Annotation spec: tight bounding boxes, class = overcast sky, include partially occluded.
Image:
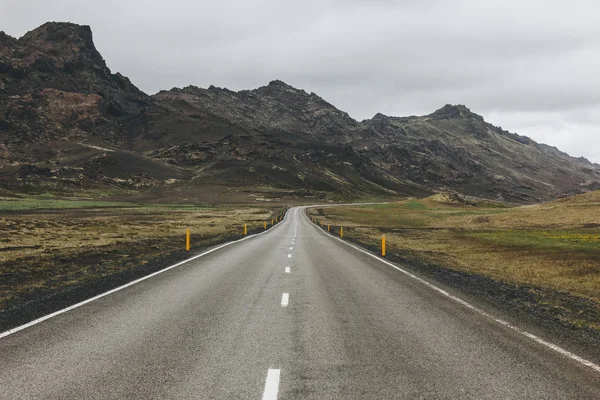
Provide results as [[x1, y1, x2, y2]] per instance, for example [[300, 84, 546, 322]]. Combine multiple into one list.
[[2, 0, 599, 162]]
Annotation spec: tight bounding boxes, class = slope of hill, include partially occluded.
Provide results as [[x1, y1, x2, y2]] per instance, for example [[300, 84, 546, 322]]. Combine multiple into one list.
[[1, 22, 599, 203], [357, 105, 600, 202]]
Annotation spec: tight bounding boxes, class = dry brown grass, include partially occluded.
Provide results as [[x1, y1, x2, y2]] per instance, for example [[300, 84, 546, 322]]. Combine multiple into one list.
[[0, 203, 283, 310], [309, 192, 600, 303]]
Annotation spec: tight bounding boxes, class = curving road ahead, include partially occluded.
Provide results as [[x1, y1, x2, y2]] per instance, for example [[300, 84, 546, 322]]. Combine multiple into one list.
[[1, 207, 599, 399]]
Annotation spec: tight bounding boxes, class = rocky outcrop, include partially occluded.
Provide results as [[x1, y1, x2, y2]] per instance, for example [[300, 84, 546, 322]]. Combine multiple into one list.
[[0, 22, 149, 165], [154, 80, 359, 142]]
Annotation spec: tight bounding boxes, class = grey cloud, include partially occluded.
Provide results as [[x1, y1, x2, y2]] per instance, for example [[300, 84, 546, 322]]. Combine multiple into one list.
[[2, 0, 599, 161]]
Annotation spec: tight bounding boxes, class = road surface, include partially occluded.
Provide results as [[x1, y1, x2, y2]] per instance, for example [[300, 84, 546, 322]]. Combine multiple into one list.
[[1, 207, 599, 399]]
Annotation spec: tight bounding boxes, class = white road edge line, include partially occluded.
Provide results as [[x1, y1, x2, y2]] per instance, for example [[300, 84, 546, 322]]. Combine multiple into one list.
[[305, 209, 600, 374], [262, 368, 280, 400], [285, 267, 291, 274], [281, 293, 289, 307], [0, 210, 292, 340]]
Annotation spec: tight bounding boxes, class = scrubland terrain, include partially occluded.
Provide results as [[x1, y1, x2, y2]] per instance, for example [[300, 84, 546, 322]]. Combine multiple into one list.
[[0, 195, 284, 329], [308, 191, 600, 335]]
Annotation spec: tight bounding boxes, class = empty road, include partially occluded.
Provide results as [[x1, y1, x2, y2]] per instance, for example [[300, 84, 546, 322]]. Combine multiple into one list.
[[1, 207, 599, 399]]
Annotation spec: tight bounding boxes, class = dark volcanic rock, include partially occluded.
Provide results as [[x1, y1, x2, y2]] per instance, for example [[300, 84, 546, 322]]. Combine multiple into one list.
[[1, 22, 599, 202], [0, 22, 149, 160], [156, 79, 359, 143]]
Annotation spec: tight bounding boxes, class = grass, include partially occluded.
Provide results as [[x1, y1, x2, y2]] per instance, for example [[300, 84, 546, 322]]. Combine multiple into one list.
[[465, 230, 600, 254], [0, 194, 221, 211], [0, 199, 286, 311], [0, 196, 134, 211], [308, 192, 600, 306]]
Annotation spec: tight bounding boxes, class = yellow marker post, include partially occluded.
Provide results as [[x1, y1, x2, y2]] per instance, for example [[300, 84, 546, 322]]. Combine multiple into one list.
[[328, 224, 330, 232], [244, 224, 247, 236], [186, 229, 190, 251], [340, 227, 343, 238], [264, 221, 267, 230], [382, 234, 386, 257]]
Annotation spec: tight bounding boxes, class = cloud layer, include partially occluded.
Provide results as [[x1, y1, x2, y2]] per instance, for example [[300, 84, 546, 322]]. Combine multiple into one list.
[[3, 0, 599, 161]]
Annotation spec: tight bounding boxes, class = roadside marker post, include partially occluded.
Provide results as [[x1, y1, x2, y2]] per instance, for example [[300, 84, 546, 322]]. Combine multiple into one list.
[[244, 224, 247, 236], [382, 234, 386, 257], [328, 224, 330, 232], [264, 222, 267, 230], [186, 229, 190, 251], [340, 227, 343, 238]]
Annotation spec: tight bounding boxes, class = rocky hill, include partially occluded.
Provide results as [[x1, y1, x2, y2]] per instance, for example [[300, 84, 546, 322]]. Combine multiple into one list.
[[355, 105, 600, 202], [1, 22, 599, 203]]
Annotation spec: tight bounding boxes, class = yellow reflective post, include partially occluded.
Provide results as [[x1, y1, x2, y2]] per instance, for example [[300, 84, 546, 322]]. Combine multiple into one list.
[[382, 234, 386, 257], [186, 229, 190, 251], [244, 224, 247, 236], [340, 227, 343, 238], [328, 224, 330, 232], [264, 221, 267, 230]]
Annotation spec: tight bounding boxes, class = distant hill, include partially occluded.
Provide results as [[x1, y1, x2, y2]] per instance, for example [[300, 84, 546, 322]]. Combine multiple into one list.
[[1, 22, 599, 203]]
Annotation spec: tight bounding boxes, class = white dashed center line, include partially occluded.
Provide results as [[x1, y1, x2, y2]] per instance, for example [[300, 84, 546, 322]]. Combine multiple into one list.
[[262, 368, 280, 400], [285, 267, 290, 274], [281, 293, 289, 307], [287, 254, 291, 258], [289, 247, 293, 250]]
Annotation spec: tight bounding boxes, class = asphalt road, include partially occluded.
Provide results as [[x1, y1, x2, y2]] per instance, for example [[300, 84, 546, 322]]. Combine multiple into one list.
[[1, 207, 599, 399]]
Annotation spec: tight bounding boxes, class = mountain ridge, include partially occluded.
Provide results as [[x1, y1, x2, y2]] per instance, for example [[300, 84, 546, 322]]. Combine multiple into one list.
[[1, 22, 599, 203]]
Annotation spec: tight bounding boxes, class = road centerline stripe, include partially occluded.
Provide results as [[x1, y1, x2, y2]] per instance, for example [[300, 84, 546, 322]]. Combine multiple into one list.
[[285, 267, 290, 273], [262, 368, 280, 400], [281, 293, 289, 307]]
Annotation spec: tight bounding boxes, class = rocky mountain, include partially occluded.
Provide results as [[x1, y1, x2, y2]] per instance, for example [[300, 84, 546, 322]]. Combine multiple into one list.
[[1, 22, 599, 203], [151, 85, 600, 202], [355, 105, 600, 202]]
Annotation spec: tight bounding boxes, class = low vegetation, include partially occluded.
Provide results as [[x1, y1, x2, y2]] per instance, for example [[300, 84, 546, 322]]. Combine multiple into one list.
[[0, 196, 285, 320], [308, 191, 600, 331]]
